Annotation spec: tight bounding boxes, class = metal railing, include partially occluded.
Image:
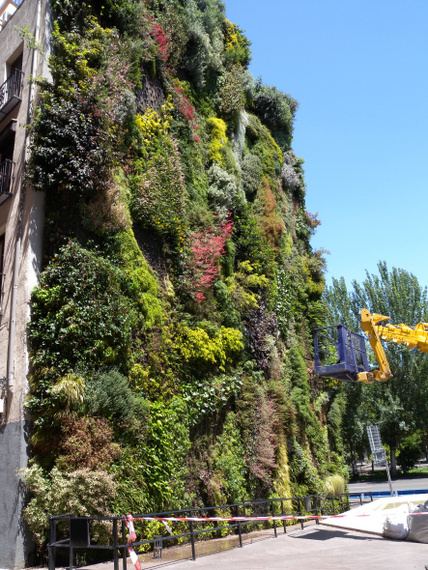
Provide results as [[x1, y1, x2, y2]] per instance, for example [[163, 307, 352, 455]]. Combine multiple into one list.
[[0, 158, 14, 195], [48, 494, 351, 570], [0, 68, 23, 116]]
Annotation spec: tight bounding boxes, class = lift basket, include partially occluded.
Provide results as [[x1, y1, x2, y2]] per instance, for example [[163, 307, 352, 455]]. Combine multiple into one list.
[[314, 325, 369, 382]]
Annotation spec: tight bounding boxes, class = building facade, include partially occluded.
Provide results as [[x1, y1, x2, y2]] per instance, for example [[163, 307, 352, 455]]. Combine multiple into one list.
[[0, 0, 50, 567]]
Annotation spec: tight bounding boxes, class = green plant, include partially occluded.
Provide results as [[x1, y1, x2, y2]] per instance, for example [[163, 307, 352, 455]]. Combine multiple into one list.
[[175, 322, 243, 373], [241, 152, 262, 198], [132, 134, 187, 244], [21, 464, 117, 549], [323, 474, 346, 497], [56, 415, 121, 471], [206, 163, 238, 219], [222, 19, 251, 68], [252, 80, 298, 151], [28, 241, 137, 374], [85, 369, 147, 429]]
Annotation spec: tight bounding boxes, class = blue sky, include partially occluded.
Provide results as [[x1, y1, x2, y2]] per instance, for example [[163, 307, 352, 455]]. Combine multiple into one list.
[[225, 0, 428, 289]]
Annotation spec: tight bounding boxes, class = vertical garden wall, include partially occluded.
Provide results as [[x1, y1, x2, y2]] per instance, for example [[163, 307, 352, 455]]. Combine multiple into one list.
[[22, 0, 347, 555]]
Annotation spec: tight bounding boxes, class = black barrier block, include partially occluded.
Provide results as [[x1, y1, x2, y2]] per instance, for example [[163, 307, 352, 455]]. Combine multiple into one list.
[[70, 518, 90, 547]]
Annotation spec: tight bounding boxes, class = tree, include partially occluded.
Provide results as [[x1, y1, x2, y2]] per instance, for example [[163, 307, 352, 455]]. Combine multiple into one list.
[[323, 262, 428, 476]]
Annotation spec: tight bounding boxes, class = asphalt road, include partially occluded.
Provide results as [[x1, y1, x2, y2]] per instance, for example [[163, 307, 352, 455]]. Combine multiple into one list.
[[348, 476, 428, 494]]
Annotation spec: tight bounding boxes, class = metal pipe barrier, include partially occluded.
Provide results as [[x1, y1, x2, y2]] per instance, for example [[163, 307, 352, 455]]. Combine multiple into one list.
[[48, 494, 351, 569]]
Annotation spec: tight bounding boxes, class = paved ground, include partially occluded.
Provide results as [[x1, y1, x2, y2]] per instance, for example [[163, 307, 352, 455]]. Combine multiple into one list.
[[49, 475, 428, 570], [75, 524, 428, 570]]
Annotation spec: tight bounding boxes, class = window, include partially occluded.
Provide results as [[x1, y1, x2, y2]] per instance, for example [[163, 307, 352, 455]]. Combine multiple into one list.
[[0, 48, 23, 120], [0, 119, 16, 202]]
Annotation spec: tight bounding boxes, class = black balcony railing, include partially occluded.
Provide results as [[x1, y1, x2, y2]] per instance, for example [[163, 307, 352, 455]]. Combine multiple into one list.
[[0, 68, 23, 120], [0, 159, 14, 195]]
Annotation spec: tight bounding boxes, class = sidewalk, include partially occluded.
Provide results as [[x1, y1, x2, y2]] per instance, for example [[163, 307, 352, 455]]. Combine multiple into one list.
[[151, 525, 428, 570], [71, 523, 428, 570]]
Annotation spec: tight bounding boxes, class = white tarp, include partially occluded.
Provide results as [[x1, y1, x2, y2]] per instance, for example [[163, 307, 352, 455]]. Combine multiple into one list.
[[320, 494, 428, 543]]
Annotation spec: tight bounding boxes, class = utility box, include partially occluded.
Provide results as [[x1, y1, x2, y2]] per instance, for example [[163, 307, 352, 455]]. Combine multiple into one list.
[[69, 518, 90, 548]]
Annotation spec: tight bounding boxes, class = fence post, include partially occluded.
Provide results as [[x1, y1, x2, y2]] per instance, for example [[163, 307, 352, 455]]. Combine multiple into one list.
[[242, 502, 248, 535], [314, 496, 319, 525], [189, 521, 196, 561], [236, 505, 242, 547], [48, 517, 56, 570], [297, 498, 304, 530], [271, 501, 277, 538], [113, 519, 119, 570], [68, 516, 73, 570], [122, 518, 127, 570]]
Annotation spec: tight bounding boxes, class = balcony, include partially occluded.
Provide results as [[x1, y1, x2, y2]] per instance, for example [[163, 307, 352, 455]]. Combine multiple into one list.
[[0, 68, 23, 121], [0, 158, 14, 202]]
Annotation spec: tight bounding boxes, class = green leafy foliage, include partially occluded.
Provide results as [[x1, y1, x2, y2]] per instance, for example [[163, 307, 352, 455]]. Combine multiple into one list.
[[252, 80, 298, 151], [28, 241, 137, 374], [21, 464, 117, 549], [23, 0, 344, 558]]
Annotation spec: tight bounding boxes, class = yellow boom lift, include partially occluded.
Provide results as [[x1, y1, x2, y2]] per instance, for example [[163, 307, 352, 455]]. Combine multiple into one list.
[[314, 308, 428, 383]]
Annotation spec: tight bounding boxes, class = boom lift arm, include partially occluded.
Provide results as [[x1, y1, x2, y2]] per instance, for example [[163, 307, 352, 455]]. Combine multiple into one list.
[[358, 309, 392, 383], [314, 308, 428, 383]]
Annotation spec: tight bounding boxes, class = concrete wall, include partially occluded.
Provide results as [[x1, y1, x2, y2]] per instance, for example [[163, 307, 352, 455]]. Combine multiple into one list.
[[0, 0, 51, 567]]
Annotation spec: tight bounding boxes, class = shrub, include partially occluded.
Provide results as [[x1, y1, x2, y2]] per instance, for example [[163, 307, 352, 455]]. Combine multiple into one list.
[[323, 474, 346, 497], [245, 113, 283, 181], [252, 80, 298, 151], [206, 164, 238, 220], [256, 179, 285, 250], [27, 88, 116, 199], [28, 241, 137, 375], [82, 174, 132, 236], [181, 0, 225, 88], [56, 416, 121, 471], [225, 260, 269, 313], [222, 19, 251, 68], [175, 322, 243, 373], [212, 412, 247, 502], [85, 369, 147, 428], [132, 134, 187, 243], [234, 204, 277, 275], [182, 218, 233, 302], [237, 377, 278, 488], [111, 229, 164, 329], [183, 372, 243, 424], [206, 117, 228, 166], [21, 464, 117, 550], [241, 153, 262, 198], [397, 432, 424, 472], [217, 65, 246, 126], [140, 397, 191, 510], [244, 295, 278, 371], [281, 150, 302, 194]]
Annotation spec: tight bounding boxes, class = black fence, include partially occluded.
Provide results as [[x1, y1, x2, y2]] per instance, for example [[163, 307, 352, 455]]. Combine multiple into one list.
[[49, 494, 353, 569]]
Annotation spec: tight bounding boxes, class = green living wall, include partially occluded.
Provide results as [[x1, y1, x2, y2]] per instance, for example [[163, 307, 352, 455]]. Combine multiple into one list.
[[22, 0, 347, 555]]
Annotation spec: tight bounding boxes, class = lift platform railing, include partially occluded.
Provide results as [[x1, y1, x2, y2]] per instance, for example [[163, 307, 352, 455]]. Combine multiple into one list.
[[314, 325, 369, 382]]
